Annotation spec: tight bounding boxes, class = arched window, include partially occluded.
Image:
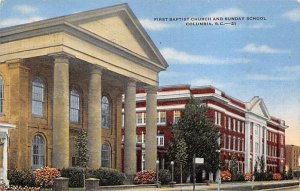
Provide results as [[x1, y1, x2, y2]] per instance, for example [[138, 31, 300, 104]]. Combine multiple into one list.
[[101, 96, 110, 128], [32, 135, 45, 169], [101, 143, 110, 167], [32, 78, 44, 117], [0, 76, 3, 113], [70, 89, 80, 123]]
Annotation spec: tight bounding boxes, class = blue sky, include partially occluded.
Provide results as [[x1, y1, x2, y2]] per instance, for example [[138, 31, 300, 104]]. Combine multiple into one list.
[[0, 0, 299, 145]]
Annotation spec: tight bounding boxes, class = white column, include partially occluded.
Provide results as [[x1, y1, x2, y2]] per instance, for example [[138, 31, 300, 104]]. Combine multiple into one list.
[[52, 54, 70, 169], [124, 79, 137, 177], [252, 123, 256, 172], [264, 127, 267, 171], [244, 121, 251, 173], [2, 134, 8, 184], [145, 86, 158, 171], [87, 66, 102, 169]]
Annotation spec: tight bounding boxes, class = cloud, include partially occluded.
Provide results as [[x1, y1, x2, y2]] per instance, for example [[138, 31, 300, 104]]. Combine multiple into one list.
[[13, 5, 37, 15], [139, 18, 175, 31], [0, 16, 44, 27], [248, 23, 274, 29], [160, 47, 249, 65], [240, 43, 290, 54], [159, 71, 190, 78], [281, 65, 300, 74], [207, 8, 246, 18], [190, 77, 232, 89], [246, 74, 295, 81], [282, 8, 300, 22]]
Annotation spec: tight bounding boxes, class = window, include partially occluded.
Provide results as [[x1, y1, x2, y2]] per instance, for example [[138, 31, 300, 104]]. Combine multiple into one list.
[[238, 138, 240, 151], [157, 111, 166, 124], [157, 135, 164, 146], [122, 114, 124, 127], [101, 144, 110, 167], [101, 96, 110, 128], [233, 119, 236, 131], [228, 117, 231, 130], [250, 123, 253, 135], [173, 110, 181, 123], [237, 121, 241, 133], [242, 122, 245, 134], [136, 112, 146, 125], [141, 150, 145, 171], [70, 89, 80, 123], [241, 139, 244, 151], [228, 136, 231, 150], [32, 78, 44, 117], [0, 76, 3, 113], [233, 137, 236, 150], [224, 116, 227, 129], [32, 135, 45, 169], [223, 135, 227, 149], [280, 135, 284, 145], [215, 111, 221, 126], [280, 148, 284, 158]]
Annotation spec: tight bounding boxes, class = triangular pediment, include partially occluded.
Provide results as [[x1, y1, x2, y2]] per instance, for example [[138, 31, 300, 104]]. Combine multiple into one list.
[[64, 4, 168, 68], [246, 97, 270, 119]]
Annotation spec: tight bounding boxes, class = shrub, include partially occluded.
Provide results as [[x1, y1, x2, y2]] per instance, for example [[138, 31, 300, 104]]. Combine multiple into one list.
[[254, 171, 268, 181], [244, 173, 252, 181], [158, 169, 171, 185], [273, 173, 282, 181], [60, 167, 86, 187], [34, 167, 60, 188], [8, 169, 36, 187], [287, 168, 293, 180], [133, 170, 156, 184], [234, 172, 244, 181], [221, 170, 231, 182], [88, 167, 125, 186], [266, 171, 273, 181]]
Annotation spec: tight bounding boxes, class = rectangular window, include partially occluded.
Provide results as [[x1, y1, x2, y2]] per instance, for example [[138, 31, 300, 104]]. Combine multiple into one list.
[[223, 135, 227, 149], [237, 121, 241, 133], [238, 138, 240, 151], [224, 116, 227, 129], [136, 112, 146, 125], [157, 135, 164, 146], [228, 136, 231, 150], [228, 118, 231, 130], [0, 78, 3, 113], [233, 137, 236, 150], [255, 143, 259, 154], [32, 80, 44, 117], [122, 114, 124, 128], [218, 112, 221, 125], [157, 111, 166, 125], [233, 119, 236, 131], [280, 135, 284, 145], [241, 139, 244, 151], [173, 110, 181, 123], [214, 111, 221, 126]]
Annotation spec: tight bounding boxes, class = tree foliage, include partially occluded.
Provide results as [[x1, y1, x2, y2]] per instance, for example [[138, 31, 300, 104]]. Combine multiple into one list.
[[167, 98, 220, 181], [75, 129, 89, 167]]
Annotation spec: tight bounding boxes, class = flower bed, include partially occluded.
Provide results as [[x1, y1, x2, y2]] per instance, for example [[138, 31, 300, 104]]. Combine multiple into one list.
[[244, 173, 252, 181], [221, 170, 232, 182], [34, 167, 60, 188], [273, 173, 282, 181], [134, 170, 156, 184]]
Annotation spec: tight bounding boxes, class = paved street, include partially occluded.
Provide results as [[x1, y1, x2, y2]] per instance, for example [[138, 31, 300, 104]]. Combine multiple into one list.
[[101, 180, 300, 191]]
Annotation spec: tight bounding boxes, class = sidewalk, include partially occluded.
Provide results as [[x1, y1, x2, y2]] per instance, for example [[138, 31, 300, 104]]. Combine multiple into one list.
[[100, 180, 300, 191]]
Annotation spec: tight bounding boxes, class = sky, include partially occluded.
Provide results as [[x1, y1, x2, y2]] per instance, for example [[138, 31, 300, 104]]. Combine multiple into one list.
[[0, 0, 299, 145]]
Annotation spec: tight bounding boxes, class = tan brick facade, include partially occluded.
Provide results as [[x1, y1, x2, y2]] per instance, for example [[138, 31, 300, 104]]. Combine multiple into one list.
[[0, 4, 168, 174]]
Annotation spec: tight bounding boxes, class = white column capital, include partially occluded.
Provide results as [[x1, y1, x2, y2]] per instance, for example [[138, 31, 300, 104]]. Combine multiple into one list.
[[126, 78, 137, 88], [145, 86, 159, 94], [89, 65, 104, 75], [50, 53, 74, 64]]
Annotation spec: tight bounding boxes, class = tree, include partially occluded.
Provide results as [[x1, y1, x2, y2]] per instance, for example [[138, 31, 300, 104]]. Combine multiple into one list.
[[75, 129, 89, 167], [229, 154, 239, 181], [167, 98, 220, 182]]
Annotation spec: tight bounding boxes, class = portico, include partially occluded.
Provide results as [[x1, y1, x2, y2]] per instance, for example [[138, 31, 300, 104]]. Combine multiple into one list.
[[0, 4, 168, 177]]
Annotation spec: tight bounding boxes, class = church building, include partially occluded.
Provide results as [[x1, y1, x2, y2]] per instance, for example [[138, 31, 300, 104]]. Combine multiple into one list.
[[0, 4, 168, 183]]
